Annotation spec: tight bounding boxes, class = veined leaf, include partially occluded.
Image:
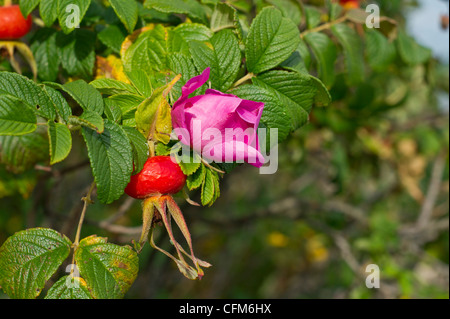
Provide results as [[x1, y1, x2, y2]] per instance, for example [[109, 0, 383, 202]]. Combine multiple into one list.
[[40, 85, 72, 124], [58, 80, 104, 115], [210, 2, 238, 33], [30, 28, 59, 82], [39, 0, 59, 26], [304, 32, 337, 88], [0, 228, 72, 299], [267, 0, 302, 26], [190, 29, 241, 91], [47, 121, 72, 165], [135, 75, 180, 144], [74, 236, 139, 299], [144, 0, 207, 23], [19, 0, 40, 17], [109, 0, 139, 33], [122, 126, 149, 174], [90, 78, 140, 96], [45, 276, 93, 299], [0, 95, 37, 136], [58, 0, 92, 34], [245, 6, 300, 74], [82, 120, 133, 204], [331, 23, 365, 85]]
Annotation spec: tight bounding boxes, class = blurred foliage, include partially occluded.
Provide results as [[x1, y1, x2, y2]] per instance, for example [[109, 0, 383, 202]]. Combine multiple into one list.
[[1, 0, 449, 299]]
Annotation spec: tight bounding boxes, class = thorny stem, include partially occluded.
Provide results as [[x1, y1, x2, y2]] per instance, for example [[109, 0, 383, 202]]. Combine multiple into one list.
[[300, 15, 348, 37], [70, 182, 96, 274], [232, 73, 255, 88]]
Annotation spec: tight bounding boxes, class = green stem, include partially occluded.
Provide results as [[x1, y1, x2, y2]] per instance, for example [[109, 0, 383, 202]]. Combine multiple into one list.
[[232, 73, 255, 88], [300, 15, 348, 38]]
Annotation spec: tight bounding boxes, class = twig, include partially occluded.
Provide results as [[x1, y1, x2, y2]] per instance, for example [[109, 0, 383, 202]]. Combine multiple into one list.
[[416, 156, 446, 229], [300, 15, 348, 37]]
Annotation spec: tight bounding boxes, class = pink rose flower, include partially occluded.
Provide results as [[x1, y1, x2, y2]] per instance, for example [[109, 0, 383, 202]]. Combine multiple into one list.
[[171, 68, 265, 168]]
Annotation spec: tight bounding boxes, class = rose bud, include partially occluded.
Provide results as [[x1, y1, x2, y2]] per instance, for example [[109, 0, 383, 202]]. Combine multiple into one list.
[[171, 68, 265, 168]]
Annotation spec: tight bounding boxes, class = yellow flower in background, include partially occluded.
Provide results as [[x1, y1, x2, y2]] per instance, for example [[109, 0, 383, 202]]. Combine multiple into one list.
[[267, 231, 289, 248]]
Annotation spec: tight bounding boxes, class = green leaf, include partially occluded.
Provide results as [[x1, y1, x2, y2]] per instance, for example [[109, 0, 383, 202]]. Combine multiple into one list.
[[210, 2, 238, 33], [172, 23, 213, 42], [280, 39, 310, 74], [0, 128, 49, 174], [125, 69, 153, 97], [144, 0, 207, 23], [135, 77, 179, 144], [58, 0, 92, 34], [121, 25, 168, 74], [365, 29, 396, 71], [56, 29, 96, 79], [109, 0, 139, 33], [232, 84, 291, 143], [74, 236, 139, 299], [201, 168, 215, 206], [39, 0, 59, 26], [106, 94, 144, 127], [304, 5, 321, 29], [310, 76, 332, 107], [245, 6, 300, 74], [61, 80, 104, 115], [267, 0, 302, 26], [30, 28, 59, 82], [0, 228, 72, 299], [47, 121, 72, 165], [331, 23, 365, 85], [254, 70, 315, 129], [82, 120, 133, 204], [90, 78, 139, 96], [98, 25, 128, 54], [0, 72, 56, 120], [122, 126, 149, 174], [168, 53, 199, 100], [304, 32, 337, 88], [40, 85, 72, 124], [396, 30, 432, 66], [104, 99, 123, 123], [190, 29, 241, 91], [0, 95, 37, 136], [176, 151, 201, 176], [19, 0, 40, 17], [71, 110, 105, 133], [45, 276, 93, 299], [187, 162, 206, 190]]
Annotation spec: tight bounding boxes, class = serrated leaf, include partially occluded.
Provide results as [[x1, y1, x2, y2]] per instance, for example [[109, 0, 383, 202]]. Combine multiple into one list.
[[0, 72, 56, 120], [210, 2, 238, 33], [106, 93, 144, 127], [280, 39, 310, 74], [125, 69, 153, 97], [232, 84, 291, 143], [331, 23, 365, 85], [98, 25, 128, 55], [47, 121, 72, 165], [135, 76, 180, 144], [176, 152, 201, 176], [19, 0, 40, 17], [121, 25, 168, 74], [0, 228, 72, 299], [56, 29, 96, 79], [59, 80, 104, 115], [310, 76, 332, 107], [58, 0, 91, 34], [190, 29, 241, 91], [90, 78, 139, 96], [245, 6, 300, 74], [254, 70, 315, 129], [103, 99, 123, 123], [40, 85, 72, 124], [0, 128, 49, 174], [39, 0, 59, 26], [187, 163, 206, 190], [82, 120, 133, 204], [30, 28, 59, 82], [74, 236, 139, 299], [267, 0, 302, 26], [168, 52, 199, 100], [172, 23, 213, 42], [109, 0, 139, 33], [45, 276, 93, 299], [201, 168, 216, 206], [70, 110, 104, 133], [304, 32, 337, 88], [122, 126, 149, 174], [0, 95, 37, 136], [144, 0, 207, 23]]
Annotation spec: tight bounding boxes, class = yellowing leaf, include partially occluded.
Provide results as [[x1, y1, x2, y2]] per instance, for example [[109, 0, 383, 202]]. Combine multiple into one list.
[[135, 74, 181, 144], [95, 55, 130, 84]]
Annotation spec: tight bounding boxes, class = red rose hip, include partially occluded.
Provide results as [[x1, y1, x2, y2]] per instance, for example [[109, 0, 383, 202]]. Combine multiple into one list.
[[0, 5, 33, 40], [125, 156, 187, 199]]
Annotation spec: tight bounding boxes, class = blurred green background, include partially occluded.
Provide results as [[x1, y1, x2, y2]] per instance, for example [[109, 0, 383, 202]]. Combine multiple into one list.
[[0, 0, 449, 299]]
